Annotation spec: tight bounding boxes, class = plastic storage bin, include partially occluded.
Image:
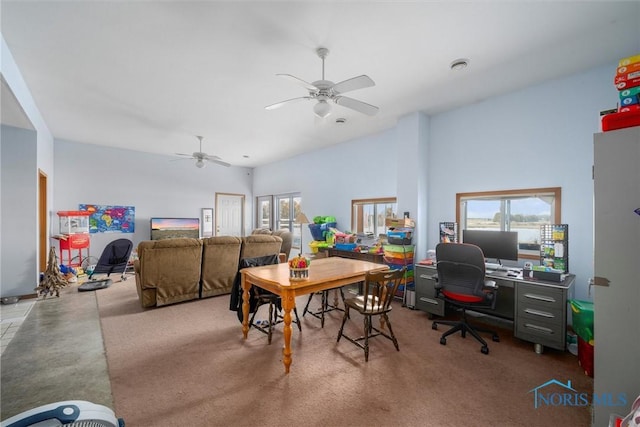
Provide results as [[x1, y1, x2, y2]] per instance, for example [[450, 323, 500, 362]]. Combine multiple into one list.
[[570, 299, 594, 377], [570, 300, 594, 342], [308, 222, 336, 241], [577, 336, 594, 377]]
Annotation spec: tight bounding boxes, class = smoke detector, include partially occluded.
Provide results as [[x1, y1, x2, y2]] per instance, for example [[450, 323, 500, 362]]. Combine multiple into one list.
[[450, 58, 469, 71]]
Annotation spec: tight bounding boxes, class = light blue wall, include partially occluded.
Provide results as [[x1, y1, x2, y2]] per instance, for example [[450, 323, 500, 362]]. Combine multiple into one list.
[[253, 129, 398, 244], [1, 45, 619, 303], [1, 125, 37, 298], [254, 63, 619, 301], [1, 34, 55, 299], [53, 140, 254, 258]]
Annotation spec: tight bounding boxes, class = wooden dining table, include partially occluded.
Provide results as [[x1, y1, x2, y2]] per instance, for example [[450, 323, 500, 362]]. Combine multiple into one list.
[[240, 256, 387, 373]]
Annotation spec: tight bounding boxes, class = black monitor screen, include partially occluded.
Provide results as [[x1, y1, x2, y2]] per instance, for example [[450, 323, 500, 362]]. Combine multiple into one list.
[[462, 229, 519, 261]]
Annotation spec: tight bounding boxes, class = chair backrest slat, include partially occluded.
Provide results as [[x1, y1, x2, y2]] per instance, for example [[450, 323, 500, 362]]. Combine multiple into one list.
[[362, 268, 405, 312]]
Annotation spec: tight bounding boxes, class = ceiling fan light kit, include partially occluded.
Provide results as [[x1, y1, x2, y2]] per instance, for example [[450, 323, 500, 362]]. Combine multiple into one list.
[[266, 47, 379, 118], [174, 136, 231, 169], [314, 99, 332, 118]]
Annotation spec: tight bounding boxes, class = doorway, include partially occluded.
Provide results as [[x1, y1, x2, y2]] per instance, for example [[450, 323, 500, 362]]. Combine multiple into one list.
[[215, 193, 245, 237], [38, 170, 48, 272]]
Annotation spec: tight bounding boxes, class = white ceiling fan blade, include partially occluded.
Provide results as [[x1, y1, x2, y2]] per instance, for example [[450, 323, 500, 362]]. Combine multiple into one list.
[[207, 158, 231, 167], [276, 74, 318, 92], [265, 96, 313, 110], [332, 75, 375, 95], [174, 153, 193, 157], [335, 96, 379, 116]]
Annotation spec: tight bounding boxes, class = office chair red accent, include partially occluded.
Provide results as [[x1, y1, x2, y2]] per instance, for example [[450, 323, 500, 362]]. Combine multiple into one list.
[[431, 242, 499, 355]]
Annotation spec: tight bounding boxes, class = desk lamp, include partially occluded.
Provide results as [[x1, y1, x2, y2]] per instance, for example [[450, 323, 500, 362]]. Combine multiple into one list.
[[294, 212, 310, 256]]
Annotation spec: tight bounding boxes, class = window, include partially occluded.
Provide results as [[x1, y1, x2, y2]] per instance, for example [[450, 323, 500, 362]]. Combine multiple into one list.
[[351, 197, 397, 237], [255, 196, 272, 230], [275, 193, 302, 249], [456, 187, 561, 259]]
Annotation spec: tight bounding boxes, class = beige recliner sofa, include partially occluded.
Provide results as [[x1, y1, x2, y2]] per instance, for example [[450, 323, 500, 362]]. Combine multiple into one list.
[[252, 228, 293, 260], [135, 234, 282, 308]]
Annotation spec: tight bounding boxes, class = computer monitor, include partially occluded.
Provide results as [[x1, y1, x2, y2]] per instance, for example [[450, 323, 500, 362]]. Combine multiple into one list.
[[462, 229, 519, 262]]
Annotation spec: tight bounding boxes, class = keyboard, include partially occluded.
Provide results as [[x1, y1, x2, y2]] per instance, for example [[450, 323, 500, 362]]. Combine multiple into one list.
[[489, 270, 509, 277]]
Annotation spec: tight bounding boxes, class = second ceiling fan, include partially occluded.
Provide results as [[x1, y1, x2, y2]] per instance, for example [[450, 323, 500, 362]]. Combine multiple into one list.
[[265, 47, 379, 118]]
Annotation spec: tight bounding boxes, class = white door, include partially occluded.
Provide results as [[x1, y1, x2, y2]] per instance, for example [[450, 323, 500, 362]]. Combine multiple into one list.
[[216, 193, 244, 237], [593, 127, 640, 426]]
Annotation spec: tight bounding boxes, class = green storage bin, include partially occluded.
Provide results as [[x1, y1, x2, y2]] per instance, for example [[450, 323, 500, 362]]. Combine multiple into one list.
[[570, 300, 594, 343]]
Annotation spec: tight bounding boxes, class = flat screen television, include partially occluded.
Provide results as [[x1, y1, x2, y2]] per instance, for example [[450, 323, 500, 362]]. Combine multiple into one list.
[[150, 217, 200, 240], [462, 229, 519, 262]]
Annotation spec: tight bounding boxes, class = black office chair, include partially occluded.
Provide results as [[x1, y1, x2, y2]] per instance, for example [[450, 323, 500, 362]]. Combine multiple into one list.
[[431, 242, 499, 355], [337, 268, 405, 361]]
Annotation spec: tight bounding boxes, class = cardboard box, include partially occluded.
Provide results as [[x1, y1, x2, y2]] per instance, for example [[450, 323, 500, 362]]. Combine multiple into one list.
[[615, 76, 640, 90], [618, 54, 640, 67], [385, 218, 415, 228], [602, 109, 640, 131], [616, 62, 640, 77], [620, 104, 640, 112]]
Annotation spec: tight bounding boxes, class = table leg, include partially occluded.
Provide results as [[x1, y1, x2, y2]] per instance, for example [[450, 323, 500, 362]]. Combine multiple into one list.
[[281, 290, 295, 373], [241, 272, 250, 339]]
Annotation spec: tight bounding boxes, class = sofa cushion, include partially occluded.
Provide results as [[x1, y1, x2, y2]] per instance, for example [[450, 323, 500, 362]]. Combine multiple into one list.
[[271, 229, 293, 259], [136, 238, 203, 307], [240, 235, 282, 259], [251, 228, 272, 235], [201, 236, 242, 298]]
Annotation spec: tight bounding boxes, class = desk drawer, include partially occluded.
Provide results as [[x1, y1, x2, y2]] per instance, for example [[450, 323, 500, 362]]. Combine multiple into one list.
[[517, 283, 564, 314], [415, 269, 444, 316], [515, 317, 564, 350], [518, 305, 563, 328]]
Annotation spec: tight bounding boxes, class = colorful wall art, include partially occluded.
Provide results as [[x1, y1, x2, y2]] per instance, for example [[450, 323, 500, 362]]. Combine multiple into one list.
[[79, 204, 135, 233]]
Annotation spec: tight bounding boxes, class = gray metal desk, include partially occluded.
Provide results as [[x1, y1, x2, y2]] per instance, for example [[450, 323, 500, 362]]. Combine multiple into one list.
[[415, 264, 575, 352]]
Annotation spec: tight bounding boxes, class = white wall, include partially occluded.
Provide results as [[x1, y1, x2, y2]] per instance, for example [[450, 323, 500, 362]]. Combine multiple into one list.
[[1, 34, 55, 299], [428, 63, 615, 301], [254, 63, 619, 302], [1, 126, 37, 297], [53, 140, 253, 258], [252, 129, 397, 247]]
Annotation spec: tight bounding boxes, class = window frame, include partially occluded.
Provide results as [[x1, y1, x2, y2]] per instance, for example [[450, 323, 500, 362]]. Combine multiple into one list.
[[255, 195, 273, 231], [456, 187, 561, 260], [275, 193, 302, 250], [351, 197, 397, 237]]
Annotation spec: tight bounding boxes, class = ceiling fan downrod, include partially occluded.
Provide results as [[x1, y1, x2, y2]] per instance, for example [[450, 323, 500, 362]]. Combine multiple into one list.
[[317, 47, 329, 81]]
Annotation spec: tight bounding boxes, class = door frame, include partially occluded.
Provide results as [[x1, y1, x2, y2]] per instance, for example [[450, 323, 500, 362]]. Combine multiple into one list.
[[38, 169, 48, 272], [215, 192, 245, 237]]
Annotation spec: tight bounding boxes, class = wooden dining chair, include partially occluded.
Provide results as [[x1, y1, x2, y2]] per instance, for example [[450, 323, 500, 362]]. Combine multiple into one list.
[[336, 267, 405, 361]]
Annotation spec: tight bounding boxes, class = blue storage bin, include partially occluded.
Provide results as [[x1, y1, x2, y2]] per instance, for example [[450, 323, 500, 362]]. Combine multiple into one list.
[[335, 243, 357, 251], [308, 222, 336, 241]]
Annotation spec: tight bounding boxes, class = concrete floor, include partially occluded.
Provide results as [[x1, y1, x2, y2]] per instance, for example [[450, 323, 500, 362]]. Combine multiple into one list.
[[0, 284, 114, 421]]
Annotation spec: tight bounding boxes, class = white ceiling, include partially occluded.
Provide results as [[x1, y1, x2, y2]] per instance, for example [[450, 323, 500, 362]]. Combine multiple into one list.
[[1, 1, 639, 167]]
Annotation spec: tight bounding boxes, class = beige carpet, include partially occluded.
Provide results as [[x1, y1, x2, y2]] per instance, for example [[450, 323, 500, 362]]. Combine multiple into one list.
[[96, 280, 593, 427]]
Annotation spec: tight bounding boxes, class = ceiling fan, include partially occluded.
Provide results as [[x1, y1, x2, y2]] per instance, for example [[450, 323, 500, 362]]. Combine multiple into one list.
[[265, 47, 379, 118], [174, 136, 230, 168]]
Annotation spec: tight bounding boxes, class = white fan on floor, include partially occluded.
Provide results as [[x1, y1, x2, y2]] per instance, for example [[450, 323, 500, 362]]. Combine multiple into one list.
[[174, 136, 230, 168], [265, 47, 379, 118]]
